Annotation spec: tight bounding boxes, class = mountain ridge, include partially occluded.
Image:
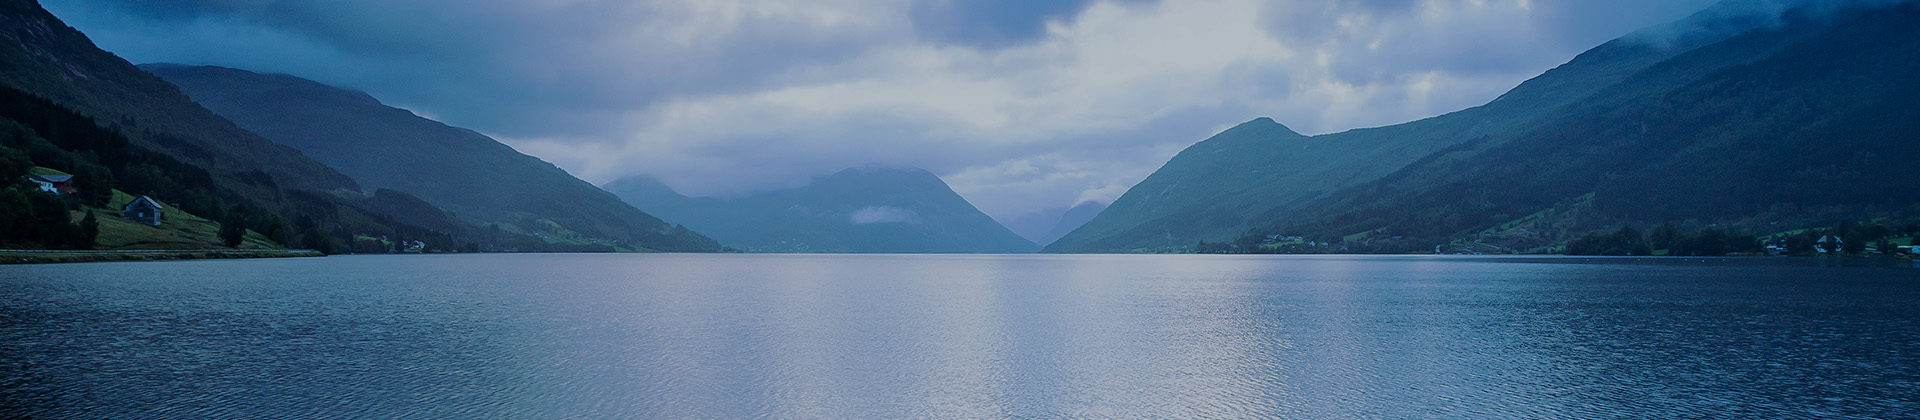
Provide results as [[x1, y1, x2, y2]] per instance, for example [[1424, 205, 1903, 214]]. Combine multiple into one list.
[[1242, 2, 1920, 253], [605, 167, 1037, 253], [144, 64, 722, 252], [0, 0, 358, 192], [1043, 0, 1837, 253]]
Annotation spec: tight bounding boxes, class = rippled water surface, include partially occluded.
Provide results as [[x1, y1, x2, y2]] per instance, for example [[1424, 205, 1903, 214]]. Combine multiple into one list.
[[2, 254, 1917, 418]]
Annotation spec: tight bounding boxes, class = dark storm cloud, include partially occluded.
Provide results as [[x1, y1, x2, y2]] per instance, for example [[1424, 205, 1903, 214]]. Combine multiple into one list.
[[42, 0, 1751, 219]]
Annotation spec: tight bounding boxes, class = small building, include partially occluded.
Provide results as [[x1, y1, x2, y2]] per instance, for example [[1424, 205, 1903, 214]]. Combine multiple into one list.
[[1815, 235, 1843, 253], [122, 195, 164, 226], [25, 174, 74, 194], [1765, 238, 1788, 256]]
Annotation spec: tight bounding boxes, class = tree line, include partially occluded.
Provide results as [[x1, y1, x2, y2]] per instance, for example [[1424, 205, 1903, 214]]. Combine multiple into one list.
[[1567, 221, 1918, 256]]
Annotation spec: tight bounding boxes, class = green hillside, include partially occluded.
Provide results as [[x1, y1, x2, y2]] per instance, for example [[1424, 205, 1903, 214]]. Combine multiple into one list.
[[142, 64, 721, 252], [1, 0, 669, 254], [88, 189, 280, 250]]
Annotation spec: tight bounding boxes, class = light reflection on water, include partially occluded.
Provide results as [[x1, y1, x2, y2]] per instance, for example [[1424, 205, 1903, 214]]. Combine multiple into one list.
[[2, 254, 1917, 418]]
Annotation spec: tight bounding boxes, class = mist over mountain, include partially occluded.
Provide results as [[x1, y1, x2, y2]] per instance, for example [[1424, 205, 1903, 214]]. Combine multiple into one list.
[[606, 167, 1036, 253], [143, 64, 721, 252]]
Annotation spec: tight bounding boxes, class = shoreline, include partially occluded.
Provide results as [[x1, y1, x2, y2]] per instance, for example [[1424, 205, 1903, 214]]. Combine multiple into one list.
[[0, 249, 325, 265]]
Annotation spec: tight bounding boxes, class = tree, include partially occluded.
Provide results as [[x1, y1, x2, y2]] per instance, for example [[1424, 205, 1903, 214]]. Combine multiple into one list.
[[78, 209, 97, 249], [218, 205, 249, 248], [71, 163, 112, 207], [1874, 237, 1896, 254], [1843, 233, 1868, 254], [258, 214, 288, 246], [1785, 233, 1816, 255], [1566, 225, 1651, 256], [1672, 228, 1730, 256], [1650, 223, 1681, 251], [218, 220, 245, 248]]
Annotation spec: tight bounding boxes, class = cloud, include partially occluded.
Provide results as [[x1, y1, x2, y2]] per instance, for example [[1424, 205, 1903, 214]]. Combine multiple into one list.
[[44, 0, 1722, 220], [1622, 0, 1916, 48], [849, 206, 919, 225]]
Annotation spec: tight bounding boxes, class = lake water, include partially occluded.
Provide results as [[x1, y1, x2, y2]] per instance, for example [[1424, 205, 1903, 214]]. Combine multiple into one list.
[[2, 254, 1916, 418]]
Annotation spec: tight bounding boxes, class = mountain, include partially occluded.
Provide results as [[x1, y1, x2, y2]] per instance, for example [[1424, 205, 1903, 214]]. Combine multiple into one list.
[[605, 167, 1038, 253], [1039, 202, 1106, 246], [1, 0, 619, 254], [1044, 0, 1841, 253], [0, 0, 356, 193], [999, 207, 1072, 244], [0, 68, 495, 254], [1244, 1, 1920, 253], [1000, 201, 1109, 246], [142, 64, 720, 252]]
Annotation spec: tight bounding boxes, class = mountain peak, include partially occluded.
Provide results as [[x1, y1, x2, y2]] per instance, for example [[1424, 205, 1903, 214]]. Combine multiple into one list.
[[833, 165, 936, 177], [1229, 117, 1305, 138], [609, 166, 1036, 253], [822, 165, 947, 189]]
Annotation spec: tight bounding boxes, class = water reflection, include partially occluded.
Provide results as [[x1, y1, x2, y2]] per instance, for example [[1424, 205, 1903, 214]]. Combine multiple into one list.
[[1, 254, 1916, 418]]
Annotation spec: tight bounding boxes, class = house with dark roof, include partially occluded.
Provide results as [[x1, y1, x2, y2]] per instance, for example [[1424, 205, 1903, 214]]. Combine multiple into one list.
[[123, 195, 164, 226], [26, 174, 73, 194], [1815, 235, 1843, 253]]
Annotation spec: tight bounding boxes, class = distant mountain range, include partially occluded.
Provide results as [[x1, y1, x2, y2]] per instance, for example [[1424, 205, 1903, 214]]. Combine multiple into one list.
[[143, 64, 720, 252], [1001, 202, 1107, 247], [605, 167, 1038, 253], [1050, 0, 1920, 253], [12, 0, 1906, 256]]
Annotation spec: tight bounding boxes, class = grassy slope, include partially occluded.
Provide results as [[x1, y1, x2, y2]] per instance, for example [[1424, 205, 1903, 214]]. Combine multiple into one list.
[[83, 188, 279, 250], [5, 111, 282, 251]]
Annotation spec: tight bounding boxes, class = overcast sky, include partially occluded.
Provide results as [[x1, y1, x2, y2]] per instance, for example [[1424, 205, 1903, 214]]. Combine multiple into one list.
[[44, 0, 1723, 220]]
